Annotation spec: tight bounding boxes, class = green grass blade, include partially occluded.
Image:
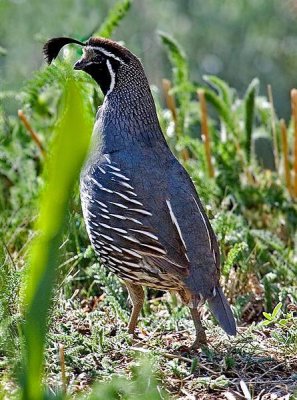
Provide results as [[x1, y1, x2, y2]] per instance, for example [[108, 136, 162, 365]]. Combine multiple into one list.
[[158, 31, 191, 134], [22, 77, 92, 400], [203, 75, 234, 107], [96, 0, 132, 38], [204, 88, 238, 135], [244, 78, 259, 161]]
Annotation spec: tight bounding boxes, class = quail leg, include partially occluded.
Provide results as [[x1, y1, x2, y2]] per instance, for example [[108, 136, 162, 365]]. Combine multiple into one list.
[[190, 307, 207, 348], [125, 281, 145, 335]]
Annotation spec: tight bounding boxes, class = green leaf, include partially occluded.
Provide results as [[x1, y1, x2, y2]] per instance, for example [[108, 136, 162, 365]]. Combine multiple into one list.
[[263, 312, 272, 320], [190, 357, 199, 374], [203, 75, 234, 107], [96, 0, 132, 38], [278, 319, 289, 326], [22, 76, 92, 400], [158, 31, 191, 134], [244, 78, 259, 161], [222, 242, 248, 276], [204, 89, 238, 136], [271, 302, 282, 319], [262, 319, 272, 326]]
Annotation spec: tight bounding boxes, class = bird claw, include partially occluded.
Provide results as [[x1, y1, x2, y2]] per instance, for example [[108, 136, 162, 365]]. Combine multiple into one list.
[[190, 332, 208, 350]]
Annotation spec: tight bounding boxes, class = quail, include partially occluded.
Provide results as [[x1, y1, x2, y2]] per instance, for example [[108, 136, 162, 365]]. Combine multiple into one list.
[[43, 36, 236, 347]]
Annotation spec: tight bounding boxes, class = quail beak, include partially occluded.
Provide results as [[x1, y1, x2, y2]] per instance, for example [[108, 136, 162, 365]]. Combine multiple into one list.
[[74, 58, 90, 71]]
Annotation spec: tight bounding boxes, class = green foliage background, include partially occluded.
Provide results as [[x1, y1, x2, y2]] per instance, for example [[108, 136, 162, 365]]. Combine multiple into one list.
[[0, 0, 297, 399], [1, 0, 297, 117]]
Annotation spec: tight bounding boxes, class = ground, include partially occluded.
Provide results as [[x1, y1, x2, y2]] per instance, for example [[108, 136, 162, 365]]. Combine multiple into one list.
[[43, 285, 297, 399]]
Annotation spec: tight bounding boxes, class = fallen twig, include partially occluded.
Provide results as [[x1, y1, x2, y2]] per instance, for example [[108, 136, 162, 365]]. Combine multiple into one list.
[[291, 89, 297, 198], [59, 344, 67, 394], [162, 79, 178, 125], [267, 85, 279, 171], [18, 109, 45, 157], [280, 119, 291, 195]]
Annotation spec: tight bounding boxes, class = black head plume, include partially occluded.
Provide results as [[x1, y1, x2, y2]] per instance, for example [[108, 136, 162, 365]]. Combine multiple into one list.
[[43, 37, 85, 64]]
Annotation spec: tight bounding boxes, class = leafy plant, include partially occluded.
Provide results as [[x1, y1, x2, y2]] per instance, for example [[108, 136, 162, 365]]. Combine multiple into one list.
[[21, 72, 93, 400], [0, 9, 296, 400], [158, 31, 193, 135], [262, 302, 294, 328], [95, 0, 132, 38]]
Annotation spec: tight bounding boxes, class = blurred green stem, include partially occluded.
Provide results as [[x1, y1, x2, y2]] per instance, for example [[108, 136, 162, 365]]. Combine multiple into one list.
[[21, 78, 92, 400]]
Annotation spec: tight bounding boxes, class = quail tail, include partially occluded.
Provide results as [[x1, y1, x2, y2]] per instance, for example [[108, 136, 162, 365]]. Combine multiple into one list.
[[207, 286, 236, 336]]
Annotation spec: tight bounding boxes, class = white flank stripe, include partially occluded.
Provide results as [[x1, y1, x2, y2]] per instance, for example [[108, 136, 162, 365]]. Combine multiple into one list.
[[109, 201, 128, 209], [100, 186, 113, 194], [90, 221, 99, 227], [107, 164, 121, 172], [192, 196, 212, 249], [99, 166, 106, 174], [95, 200, 107, 208], [129, 229, 158, 241], [122, 235, 141, 244], [127, 217, 143, 225], [125, 190, 137, 197], [95, 240, 105, 246], [99, 207, 109, 213], [90, 177, 101, 187], [91, 177, 113, 193], [118, 181, 134, 190], [114, 191, 143, 206], [122, 260, 139, 268], [120, 266, 137, 273], [99, 222, 127, 234], [109, 171, 130, 181], [166, 200, 187, 249], [140, 243, 166, 255], [109, 244, 123, 253], [104, 154, 111, 164], [122, 248, 142, 259], [100, 214, 110, 220], [104, 246, 113, 252], [109, 256, 123, 264], [110, 214, 126, 220], [98, 233, 114, 242], [112, 226, 128, 234], [129, 208, 152, 216]]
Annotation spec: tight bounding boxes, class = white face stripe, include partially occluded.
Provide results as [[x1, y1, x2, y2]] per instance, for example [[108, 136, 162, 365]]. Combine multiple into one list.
[[86, 46, 126, 65], [106, 60, 115, 96]]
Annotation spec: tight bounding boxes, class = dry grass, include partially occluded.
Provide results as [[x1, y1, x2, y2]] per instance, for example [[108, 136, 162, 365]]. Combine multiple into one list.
[[45, 290, 297, 399]]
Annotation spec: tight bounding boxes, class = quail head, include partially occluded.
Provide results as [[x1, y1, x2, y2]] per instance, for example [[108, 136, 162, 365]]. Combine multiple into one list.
[[43, 36, 236, 348]]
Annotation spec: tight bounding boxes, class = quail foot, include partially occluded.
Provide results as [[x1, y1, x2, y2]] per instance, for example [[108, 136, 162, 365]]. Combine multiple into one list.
[[43, 36, 237, 348]]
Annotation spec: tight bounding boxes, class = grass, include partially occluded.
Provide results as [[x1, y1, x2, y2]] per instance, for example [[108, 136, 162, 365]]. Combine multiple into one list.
[[43, 290, 297, 398], [0, 2, 297, 398]]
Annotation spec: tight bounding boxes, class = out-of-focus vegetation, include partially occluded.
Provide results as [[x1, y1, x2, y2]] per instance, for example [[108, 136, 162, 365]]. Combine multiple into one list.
[[1, 0, 297, 117], [0, 0, 297, 399]]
